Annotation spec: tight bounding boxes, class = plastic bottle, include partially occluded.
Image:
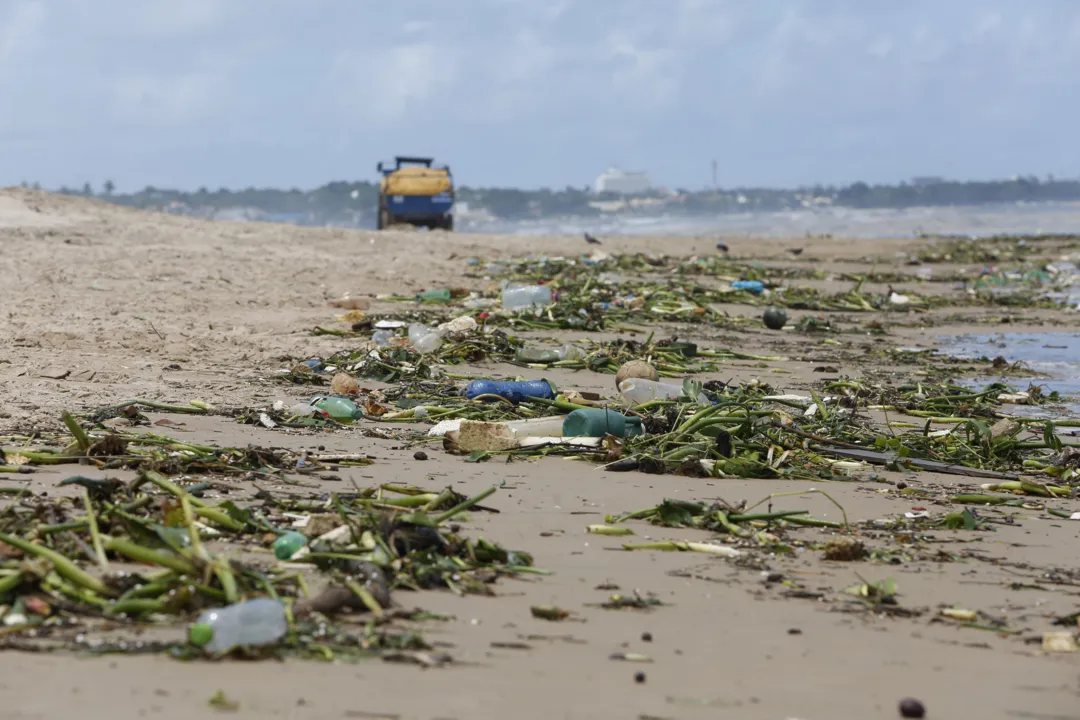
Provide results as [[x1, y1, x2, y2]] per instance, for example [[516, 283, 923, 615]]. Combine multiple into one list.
[[311, 396, 364, 422], [287, 402, 319, 418], [619, 378, 708, 404], [372, 330, 393, 347], [408, 324, 443, 354], [501, 284, 553, 310], [731, 280, 765, 294], [417, 288, 452, 303], [503, 416, 566, 439], [514, 344, 584, 364], [562, 408, 643, 438], [189, 598, 288, 655], [464, 379, 555, 404], [272, 531, 308, 560]]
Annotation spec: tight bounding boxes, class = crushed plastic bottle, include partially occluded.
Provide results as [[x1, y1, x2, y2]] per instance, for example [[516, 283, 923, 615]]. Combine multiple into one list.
[[189, 598, 288, 655], [287, 402, 319, 418], [731, 280, 765, 294], [464, 379, 555, 404], [514, 344, 584, 364], [416, 288, 452, 303], [501, 284, 553, 310], [372, 329, 393, 347], [619, 378, 708, 404]]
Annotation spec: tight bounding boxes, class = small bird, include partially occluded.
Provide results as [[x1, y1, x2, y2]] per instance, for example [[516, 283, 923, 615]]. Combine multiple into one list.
[[787, 247, 804, 256], [715, 241, 729, 253], [584, 232, 601, 245]]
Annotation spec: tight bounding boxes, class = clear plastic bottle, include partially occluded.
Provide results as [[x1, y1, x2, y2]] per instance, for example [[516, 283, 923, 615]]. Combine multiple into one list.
[[515, 344, 582, 364], [558, 344, 584, 361], [619, 378, 708, 404], [372, 329, 393, 347], [189, 597, 287, 654], [501, 284, 553, 310], [288, 402, 318, 417], [408, 324, 443, 354]]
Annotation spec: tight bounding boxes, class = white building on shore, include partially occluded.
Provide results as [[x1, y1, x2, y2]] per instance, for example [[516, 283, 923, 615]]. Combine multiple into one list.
[[595, 167, 651, 195]]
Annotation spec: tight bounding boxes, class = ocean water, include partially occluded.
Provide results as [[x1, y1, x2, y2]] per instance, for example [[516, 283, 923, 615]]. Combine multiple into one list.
[[938, 332, 1080, 418], [469, 201, 1080, 240]]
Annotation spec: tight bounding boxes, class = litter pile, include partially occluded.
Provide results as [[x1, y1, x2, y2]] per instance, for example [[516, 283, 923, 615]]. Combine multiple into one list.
[[0, 411, 533, 663]]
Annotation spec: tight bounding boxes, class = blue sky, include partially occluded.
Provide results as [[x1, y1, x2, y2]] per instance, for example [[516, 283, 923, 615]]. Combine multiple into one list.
[[0, 0, 1076, 191]]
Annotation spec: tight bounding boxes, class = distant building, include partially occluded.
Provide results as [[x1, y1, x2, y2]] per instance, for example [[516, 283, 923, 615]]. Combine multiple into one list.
[[595, 167, 651, 195]]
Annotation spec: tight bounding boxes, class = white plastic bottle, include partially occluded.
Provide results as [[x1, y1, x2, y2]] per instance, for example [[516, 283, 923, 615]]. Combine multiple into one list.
[[619, 378, 708, 404], [503, 416, 566, 440], [557, 344, 584, 361], [189, 597, 287, 654], [501, 284, 553, 311]]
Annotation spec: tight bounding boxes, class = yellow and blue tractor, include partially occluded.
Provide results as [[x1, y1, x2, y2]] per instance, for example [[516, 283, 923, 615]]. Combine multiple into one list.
[[376, 156, 454, 231]]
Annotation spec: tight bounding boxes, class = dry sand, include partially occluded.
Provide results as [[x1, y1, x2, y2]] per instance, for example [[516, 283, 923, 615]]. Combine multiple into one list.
[[1, 188, 1079, 720]]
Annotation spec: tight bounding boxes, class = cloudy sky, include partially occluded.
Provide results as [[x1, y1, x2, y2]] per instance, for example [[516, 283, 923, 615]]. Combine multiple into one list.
[[0, 0, 1076, 191]]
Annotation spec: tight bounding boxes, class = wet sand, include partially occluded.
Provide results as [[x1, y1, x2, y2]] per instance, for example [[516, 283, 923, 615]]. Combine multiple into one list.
[[1, 189, 1079, 720]]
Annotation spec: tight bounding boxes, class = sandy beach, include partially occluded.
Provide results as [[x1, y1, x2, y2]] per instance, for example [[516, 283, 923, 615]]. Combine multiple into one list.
[[1, 188, 1079, 720]]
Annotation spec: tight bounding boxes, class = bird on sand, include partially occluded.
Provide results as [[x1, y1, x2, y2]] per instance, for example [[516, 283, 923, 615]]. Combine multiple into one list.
[[715, 241, 729, 253], [584, 232, 602, 245]]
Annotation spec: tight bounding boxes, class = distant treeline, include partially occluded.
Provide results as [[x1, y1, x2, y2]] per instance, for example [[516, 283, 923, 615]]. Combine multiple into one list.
[[32, 174, 1080, 222]]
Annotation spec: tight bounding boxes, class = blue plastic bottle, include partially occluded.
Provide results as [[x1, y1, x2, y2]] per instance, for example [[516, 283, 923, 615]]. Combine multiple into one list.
[[731, 280, 765, 294], [464, 379, 556, 404]]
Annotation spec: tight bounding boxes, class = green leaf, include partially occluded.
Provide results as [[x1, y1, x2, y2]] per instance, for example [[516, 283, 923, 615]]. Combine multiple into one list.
[[152, 524, 192, 551], [217, 501, 252, 524], [656, 501, 693, 527], [1044, 421, 1062, 452]]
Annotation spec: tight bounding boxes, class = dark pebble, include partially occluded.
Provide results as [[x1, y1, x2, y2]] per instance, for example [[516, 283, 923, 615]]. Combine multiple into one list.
[[414, 451, 429, 461], [899, 698, 925, 718], [788, 628, 802, 635], [317, 445, 325, 451], [641, 632, 652, 642], [634, 672, 646, 684], [896, 481, 907, 490]]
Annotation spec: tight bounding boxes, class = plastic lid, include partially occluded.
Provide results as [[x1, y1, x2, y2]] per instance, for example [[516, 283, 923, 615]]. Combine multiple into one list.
[[189, 623, 213, 647]]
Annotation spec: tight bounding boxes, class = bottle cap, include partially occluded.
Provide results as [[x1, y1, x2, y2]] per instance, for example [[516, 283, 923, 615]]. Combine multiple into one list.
[[189, 623, 213, 647]]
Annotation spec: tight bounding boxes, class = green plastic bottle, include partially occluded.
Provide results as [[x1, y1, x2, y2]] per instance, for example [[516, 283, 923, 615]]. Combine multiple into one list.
[[514, 344, 584, 364], [417, 288, 452, 303], [514, 347, 562, 364], [273, 531, 308, 560], [561, 408, 643, 438], [312, 396, 364, 422]]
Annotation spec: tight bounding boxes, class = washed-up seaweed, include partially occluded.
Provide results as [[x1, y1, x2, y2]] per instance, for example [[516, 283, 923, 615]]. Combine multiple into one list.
[[0, 421, 533, 662]]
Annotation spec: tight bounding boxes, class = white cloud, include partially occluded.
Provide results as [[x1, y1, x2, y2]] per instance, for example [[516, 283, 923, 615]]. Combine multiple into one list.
[[332, 43, 462, 123], [118, 0, 227, 36], [0, 1, 45, 64], [603, 30, 679, 108], [402, 21, 431, 35], [3, 0, 1080, 189], [104, 68, 228, 126]]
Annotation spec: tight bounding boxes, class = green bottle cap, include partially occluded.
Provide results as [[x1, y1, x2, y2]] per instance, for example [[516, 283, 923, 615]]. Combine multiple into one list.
[[189, 623, 213, 647]]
